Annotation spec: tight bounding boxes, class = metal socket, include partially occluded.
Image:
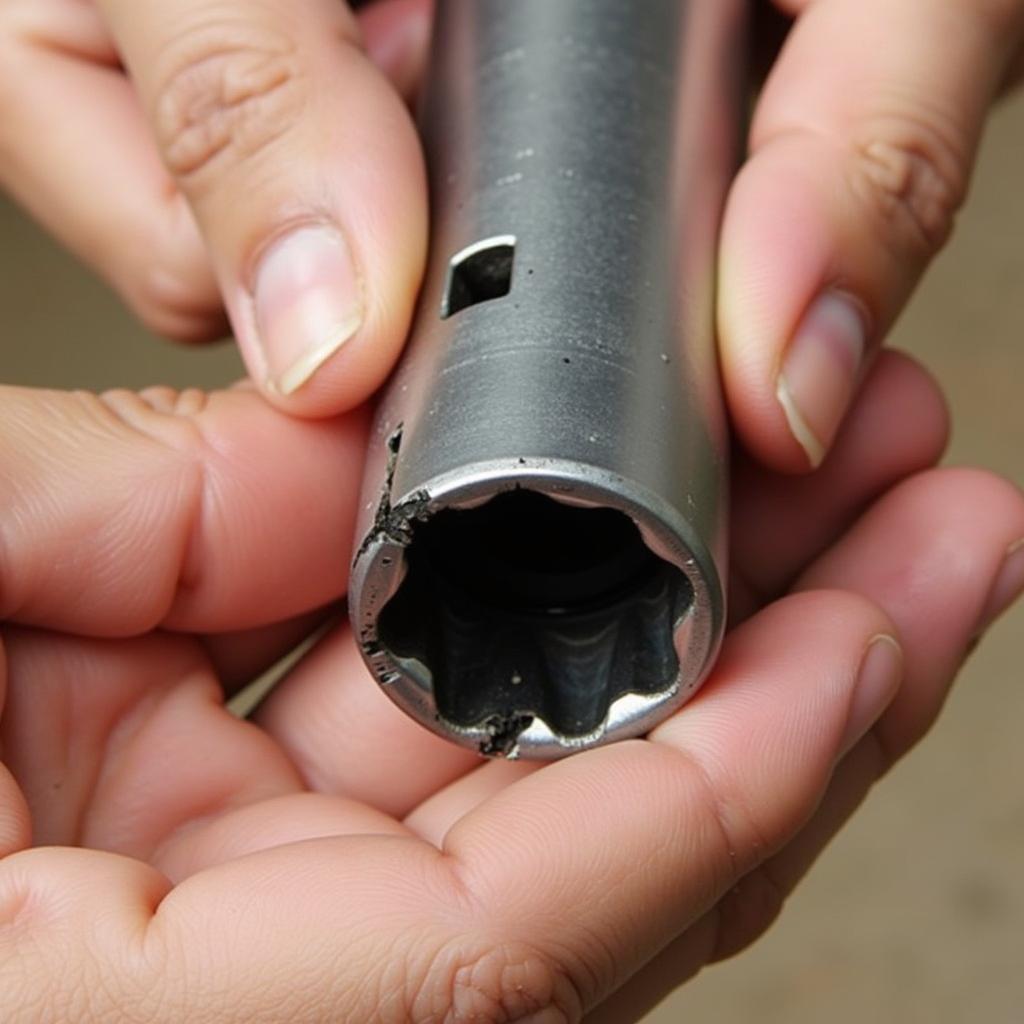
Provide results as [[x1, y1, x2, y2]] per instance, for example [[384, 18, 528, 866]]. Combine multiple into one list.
[[350, 0, 748, 759]]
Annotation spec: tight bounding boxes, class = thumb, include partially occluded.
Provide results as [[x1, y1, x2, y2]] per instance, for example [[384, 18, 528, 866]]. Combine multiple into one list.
[[95, 0, 427, 416], [720, 0, 1024, 470]]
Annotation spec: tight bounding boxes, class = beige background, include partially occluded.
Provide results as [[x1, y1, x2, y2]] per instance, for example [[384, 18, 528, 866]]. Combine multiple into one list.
[[1, 90, 1022, 1024]]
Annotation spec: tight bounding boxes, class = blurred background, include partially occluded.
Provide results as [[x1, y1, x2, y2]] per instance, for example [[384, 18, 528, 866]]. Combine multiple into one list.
[[2, 87, 1022, 1024]]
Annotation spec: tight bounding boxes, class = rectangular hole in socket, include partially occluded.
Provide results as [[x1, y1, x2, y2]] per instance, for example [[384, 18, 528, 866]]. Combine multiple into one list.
[[441, 235, 516, 319]]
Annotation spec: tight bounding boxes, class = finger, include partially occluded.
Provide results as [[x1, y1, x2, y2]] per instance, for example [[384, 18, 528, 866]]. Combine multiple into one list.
[[443, 592, 900, 1010], [591, 466, 1024, 1021], [0, 10, 224, 340], [729, 349, 948, 620], [95, 0, 427, 416], [719, 0, 1024, 470], [796, 467, 1024, 751], [0, 385, 367, 635]]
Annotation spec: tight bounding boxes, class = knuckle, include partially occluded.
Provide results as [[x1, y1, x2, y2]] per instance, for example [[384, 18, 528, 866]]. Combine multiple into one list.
[[409, 938, 585, 1024], [848, 110, 969, 257], [151, 18, 304, 184]]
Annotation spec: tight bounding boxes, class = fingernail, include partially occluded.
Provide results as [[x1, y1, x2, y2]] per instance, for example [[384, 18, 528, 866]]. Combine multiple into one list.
[[977, 539, 1024, 634], [840, 635, 903, 757], [252, 224, 363, 396], [777, 291, 868, 469]]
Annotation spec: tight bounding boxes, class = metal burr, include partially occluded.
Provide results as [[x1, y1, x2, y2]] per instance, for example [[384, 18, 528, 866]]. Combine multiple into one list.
[[350, 0, 748, 758]]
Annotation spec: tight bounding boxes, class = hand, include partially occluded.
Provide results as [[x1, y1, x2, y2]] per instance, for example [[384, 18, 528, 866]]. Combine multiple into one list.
[[2, 0, 1023, 457], [2, 352, 1022, 1021], [0, 0, 430, 416]]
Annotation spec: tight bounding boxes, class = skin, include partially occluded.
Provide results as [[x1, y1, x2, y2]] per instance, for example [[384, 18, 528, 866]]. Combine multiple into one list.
[[1, 0, 1023, 1019], [0, 354, 1022, 1021]]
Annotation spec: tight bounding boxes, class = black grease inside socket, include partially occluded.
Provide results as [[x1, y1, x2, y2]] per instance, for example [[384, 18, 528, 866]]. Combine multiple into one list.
[[377, 491, 694, 739]]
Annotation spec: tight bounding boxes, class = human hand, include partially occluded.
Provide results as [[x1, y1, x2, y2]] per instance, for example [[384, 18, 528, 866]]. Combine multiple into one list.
[[2, 352, 1022, 1021], [2, 0, 1023, 459], [0, 0, 430, 416]]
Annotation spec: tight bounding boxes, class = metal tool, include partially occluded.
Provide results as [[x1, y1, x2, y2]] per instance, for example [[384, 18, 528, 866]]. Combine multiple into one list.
[[350, 0, 748, 758]]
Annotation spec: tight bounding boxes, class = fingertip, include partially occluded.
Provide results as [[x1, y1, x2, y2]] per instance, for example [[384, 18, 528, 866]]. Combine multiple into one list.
[[711, 588, 896, 685], [247, 226, 423, 419], [719, 0, 1013, 475], [659, 587, 897, 739], [303, 95, 428, 415], [792, 465, 1024, 755], [226, 64, 427, 419], [719, 138, 866, 473], [101, 1, 429, 420]]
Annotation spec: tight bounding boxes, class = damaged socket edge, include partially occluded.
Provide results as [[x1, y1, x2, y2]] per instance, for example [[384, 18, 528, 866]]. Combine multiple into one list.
[[350, 435, 723, 761]]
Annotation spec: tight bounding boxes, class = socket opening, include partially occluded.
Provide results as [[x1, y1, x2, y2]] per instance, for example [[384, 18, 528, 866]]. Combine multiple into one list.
[[441, 236, 516, 319], [377, 490, 693, 749]]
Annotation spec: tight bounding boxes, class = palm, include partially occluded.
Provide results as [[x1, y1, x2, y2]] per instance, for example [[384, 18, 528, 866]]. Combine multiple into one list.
[[2, 355, 1021, 1022]]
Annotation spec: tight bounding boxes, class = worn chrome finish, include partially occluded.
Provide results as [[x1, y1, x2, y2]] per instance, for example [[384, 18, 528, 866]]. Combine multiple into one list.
[[350, 0, 748, 759]]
